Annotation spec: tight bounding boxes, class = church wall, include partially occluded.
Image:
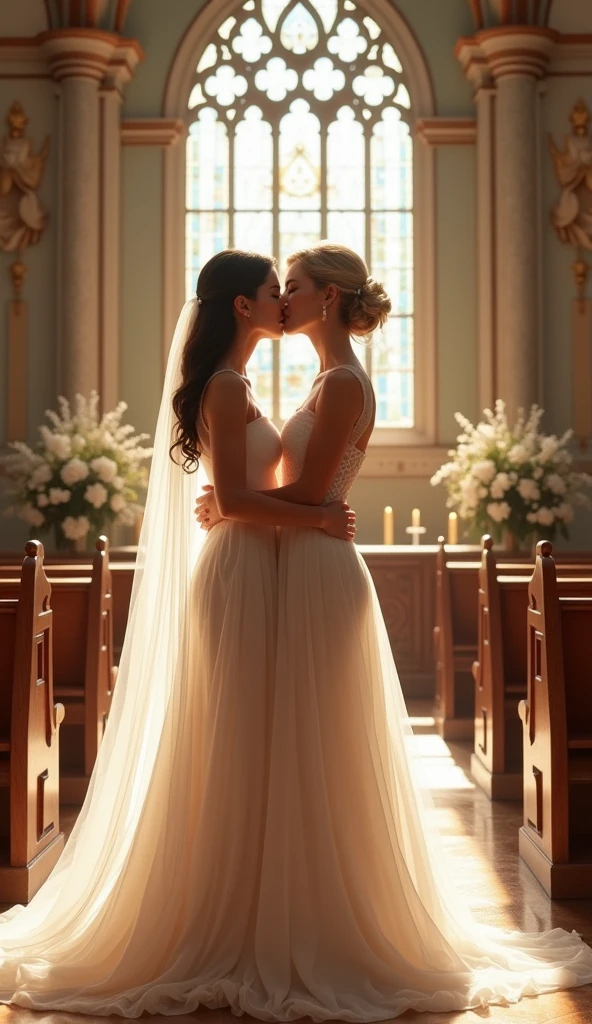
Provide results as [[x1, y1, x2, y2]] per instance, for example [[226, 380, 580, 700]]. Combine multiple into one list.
[[1, 1, 591, 548]]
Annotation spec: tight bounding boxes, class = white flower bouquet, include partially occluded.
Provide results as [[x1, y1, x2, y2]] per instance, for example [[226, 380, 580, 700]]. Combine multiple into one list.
[[431, 400, 592, 547], [0, 392, 153, 551]]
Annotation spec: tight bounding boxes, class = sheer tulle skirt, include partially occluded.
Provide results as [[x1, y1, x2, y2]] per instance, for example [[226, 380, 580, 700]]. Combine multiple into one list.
[[0, 520, 281, 1016], [250, 526, 592, 1020], [0, 521, 591, 1019]]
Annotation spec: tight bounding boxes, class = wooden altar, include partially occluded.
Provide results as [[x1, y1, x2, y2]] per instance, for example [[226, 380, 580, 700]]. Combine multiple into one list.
[[358, 545, 481, 698]]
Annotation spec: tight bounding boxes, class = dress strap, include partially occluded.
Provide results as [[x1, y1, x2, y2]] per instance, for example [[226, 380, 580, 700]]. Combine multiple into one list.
[[320, 364, 374, 445], [198, 369, 253, 433]]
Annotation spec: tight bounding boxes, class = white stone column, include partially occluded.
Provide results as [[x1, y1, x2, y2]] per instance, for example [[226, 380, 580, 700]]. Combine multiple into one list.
[[456, 28, 556, 419], [479, 30, 554, 419], [40, 31, 118, 402]]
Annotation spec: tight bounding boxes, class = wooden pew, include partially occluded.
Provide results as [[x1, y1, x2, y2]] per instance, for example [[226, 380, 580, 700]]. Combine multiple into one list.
[[0, 537, 116, 804], [434, 538, 592, 742], [518, 542, 592, 897], [433, 538, 533, 739], [0, 541, 65, 902], [0, 549, 133, 665], [471, 538, 592, 801]]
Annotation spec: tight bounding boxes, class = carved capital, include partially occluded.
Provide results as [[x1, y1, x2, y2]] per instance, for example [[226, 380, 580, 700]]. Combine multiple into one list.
[[39, 28, 143, 85], [456, 25, 557, 85], [478, 26, 557, 79]]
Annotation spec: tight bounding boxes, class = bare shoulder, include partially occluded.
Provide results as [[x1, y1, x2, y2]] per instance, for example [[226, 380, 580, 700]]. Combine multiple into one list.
[[203, 370, 248, 406], [202, 371, 249, 426], [318, 368, 365, 414]]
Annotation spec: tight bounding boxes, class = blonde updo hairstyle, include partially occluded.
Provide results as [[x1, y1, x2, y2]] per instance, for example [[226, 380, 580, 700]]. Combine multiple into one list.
[[286, 242, 391, 338]]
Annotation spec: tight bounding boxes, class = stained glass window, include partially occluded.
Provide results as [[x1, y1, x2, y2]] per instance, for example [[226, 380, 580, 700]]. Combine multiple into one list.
[[185, 0, 414, 428]]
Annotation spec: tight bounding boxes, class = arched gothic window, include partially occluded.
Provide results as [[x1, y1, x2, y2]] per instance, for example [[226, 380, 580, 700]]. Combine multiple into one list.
[[185, 0, 413, 429]]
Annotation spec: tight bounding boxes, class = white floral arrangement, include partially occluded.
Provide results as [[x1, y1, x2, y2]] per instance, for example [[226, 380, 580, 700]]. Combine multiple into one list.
[[430, 400, 592, 545], [0, 392, 152, 550]]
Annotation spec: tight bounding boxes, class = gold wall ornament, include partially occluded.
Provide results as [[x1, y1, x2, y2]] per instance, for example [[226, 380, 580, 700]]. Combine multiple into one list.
[[0, 101, 49, 254], [0, 101, 49, 443], [548, 98, 592, 255]]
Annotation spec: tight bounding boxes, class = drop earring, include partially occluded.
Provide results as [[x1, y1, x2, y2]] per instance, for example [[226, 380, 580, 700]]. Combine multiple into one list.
[[322, 305, 327, 322]]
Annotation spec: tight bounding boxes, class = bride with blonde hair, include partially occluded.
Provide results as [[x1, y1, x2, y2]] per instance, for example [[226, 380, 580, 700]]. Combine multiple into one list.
[[196, 241, 592, 1019]]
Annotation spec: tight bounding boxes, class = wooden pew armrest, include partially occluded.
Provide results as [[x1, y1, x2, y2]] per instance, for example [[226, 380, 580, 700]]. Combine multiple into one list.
[[518, 698, 529, 726]]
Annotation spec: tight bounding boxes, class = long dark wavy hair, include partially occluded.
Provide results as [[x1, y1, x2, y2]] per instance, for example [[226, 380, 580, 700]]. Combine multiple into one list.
[[170, 249, 275, 472]]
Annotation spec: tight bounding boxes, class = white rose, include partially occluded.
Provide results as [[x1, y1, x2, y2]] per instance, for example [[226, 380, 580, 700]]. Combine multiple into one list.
[[49, 487, 71, 505], [62, 515, 90, 541], [109, 493, 126, 513], [517, 478, 540, 502], [61, 458, 89, 486], [20, 504, 45, 527], [84, 482, 108, 509], [545, 473, 567, 496], [536, 507, 554, 527], [533, 467, 543, 480], [538, 436, 559, 463], [486, 501, 511, 523], [116, 506, 136, 527], [508, 444, 528, 465], [47, 433, 72, 460], [490, 472, 512, 500], [90, 456, 118, 484], [555, 502, 574, 523], [526, 512, 537, 523], [72, 433, 86, 453], [29, 463, 52, 489], [472, 459, 496, 484], [37, 493, 49, 508]]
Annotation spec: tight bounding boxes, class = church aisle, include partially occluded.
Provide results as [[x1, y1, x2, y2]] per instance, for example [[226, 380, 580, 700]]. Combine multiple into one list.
[[0, 706, 590, 1024]]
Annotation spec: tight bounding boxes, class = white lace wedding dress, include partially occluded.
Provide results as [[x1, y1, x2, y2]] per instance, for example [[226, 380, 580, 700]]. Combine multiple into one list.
[[0, 356, 590, 1019]]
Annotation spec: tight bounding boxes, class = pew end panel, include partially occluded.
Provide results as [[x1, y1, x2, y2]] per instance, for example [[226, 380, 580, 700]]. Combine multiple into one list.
[[434, 537, 479, 740], [0, 542, 65, 902], [519, 543, 592, 897]]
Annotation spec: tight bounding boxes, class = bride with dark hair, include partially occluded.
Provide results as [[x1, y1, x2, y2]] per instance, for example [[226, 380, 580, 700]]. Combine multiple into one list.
[[0, 249, 353, 1016]]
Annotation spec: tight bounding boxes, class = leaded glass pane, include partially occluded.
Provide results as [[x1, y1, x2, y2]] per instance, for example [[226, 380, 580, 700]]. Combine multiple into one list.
[[373, 319, 414, 426], [185, 212, 229, 300], [279, 210, 321, 266], [186, 112, 228, 210], [371, 114, 412, 210], [279, 100, 320, 211], [235, 108, 273, 210], [246, 339, 274, 413], [327, 211, 365, 255], [371, 212, 413, 316], [327, 109, 364, 210], [280, 335, 320, 421], [234, 211, 273, 255], [280, 3, 318, 53]]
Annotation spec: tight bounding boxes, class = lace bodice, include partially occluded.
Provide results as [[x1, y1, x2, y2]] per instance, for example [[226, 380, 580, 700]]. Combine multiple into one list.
[[280, 363, 374, 503], [197, 370, 282, 491]]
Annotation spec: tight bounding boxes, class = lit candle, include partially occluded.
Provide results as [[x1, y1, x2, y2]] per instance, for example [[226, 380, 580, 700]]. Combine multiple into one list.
[[448, 511, 458, 545], [411, 507, 421, 528], [383, 506, 394, 545]]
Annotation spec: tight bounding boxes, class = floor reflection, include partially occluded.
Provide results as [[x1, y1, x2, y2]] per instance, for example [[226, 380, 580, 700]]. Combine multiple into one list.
[[0, 714, 591, 1024]]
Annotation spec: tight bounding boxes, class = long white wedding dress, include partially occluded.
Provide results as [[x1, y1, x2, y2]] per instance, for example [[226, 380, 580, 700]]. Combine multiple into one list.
[[0, 301, 590, 1017]]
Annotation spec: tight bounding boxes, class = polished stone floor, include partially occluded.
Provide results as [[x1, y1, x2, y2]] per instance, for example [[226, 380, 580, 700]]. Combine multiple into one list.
[[1, 703, 591, 1024]]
